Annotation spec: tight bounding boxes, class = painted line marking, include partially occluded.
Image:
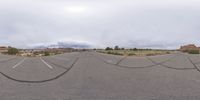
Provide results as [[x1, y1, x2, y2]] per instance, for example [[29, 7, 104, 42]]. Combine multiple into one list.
[[40, 57, 53, 69], [12, 58, 26, 68]]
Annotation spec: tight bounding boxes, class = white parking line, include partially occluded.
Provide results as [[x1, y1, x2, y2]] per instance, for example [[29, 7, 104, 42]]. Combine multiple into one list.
[[12, 58, 27, 68], [40, 57, 53, 69]]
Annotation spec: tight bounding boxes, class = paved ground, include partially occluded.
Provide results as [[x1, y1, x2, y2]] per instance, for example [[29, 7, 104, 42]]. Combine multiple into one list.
[[0, 51, 200, 100]]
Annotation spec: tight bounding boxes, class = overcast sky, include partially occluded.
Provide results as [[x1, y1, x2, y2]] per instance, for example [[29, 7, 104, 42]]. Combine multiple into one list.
[[0, 0, 200, 49]]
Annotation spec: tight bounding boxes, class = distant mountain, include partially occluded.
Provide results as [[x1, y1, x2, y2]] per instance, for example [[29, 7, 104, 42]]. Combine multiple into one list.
[[33, 42, 92, 49]]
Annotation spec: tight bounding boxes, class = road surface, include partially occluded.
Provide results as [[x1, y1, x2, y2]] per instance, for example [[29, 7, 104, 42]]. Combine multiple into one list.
[[0, 52, 200, 100]]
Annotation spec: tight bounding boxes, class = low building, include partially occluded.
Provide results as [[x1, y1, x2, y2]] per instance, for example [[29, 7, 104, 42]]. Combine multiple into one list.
[[180, 44, 200, 52], [0, 46, 8, 53]]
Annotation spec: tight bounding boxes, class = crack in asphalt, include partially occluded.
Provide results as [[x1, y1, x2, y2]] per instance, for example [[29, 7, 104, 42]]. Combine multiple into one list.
[[0, 52, 199, 83], [93, 52, 182, 69], [41, 57, 79, 70], [146, 56, 196, 70], [185, 56, 200, 72], [115, 56, 127, 65], [93, 52, 200, 71]]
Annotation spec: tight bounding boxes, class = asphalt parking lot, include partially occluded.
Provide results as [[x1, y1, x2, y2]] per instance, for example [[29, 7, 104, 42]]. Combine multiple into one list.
[[0, 52, 200, 100]]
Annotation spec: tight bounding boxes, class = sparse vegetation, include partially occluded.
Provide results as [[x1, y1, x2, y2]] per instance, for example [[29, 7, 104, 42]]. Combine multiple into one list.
[[44, 51, 50, 56], [128, 53, 136, 56], [99, 47, 174, 56], [107, 51, 123, 55], [187, 50, 199, 54]]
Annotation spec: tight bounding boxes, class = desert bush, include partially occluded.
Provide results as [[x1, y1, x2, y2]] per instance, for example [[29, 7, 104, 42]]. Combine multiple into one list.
[[128, 53, 136, 56], [166, 51, 171, 54], [7, 47, 19, 55], [44, 51, 50, 56], [146, 53, 155, 56], [106, 51, 123, 55], [187, 50, 199, 54]]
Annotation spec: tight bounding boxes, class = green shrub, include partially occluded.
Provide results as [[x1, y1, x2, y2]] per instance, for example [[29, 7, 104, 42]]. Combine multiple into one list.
[[187, 50, 199, 54], [7, 47, 19, 55]]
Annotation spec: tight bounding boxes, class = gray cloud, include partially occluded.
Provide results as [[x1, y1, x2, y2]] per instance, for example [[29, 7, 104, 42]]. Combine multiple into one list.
[[0, 0, 200, 49]]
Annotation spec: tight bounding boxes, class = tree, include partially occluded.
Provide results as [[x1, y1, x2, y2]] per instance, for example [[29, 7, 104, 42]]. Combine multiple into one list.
[[105, 47, 113, 50], [133, 48, 138, 51], [114, 46, 119, 50], [7, 47, 19, 55]]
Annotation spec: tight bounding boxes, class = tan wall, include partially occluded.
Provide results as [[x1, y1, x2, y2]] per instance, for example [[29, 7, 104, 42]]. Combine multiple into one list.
[[0, 49, 8, 53], [180, 45, 200, 52]]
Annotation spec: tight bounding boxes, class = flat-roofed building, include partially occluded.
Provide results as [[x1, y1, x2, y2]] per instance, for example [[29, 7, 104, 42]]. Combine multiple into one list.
[[180, 44, 200, 52], [0, 46, 8, 53]]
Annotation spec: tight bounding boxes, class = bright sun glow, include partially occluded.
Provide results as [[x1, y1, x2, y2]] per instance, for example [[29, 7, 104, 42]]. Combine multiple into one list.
[[65, 6, 87, 13]]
